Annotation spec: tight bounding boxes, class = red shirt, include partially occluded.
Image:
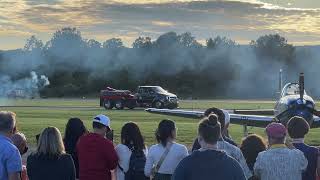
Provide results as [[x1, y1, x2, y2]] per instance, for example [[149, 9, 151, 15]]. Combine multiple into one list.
[[77, 133, 118, 180]]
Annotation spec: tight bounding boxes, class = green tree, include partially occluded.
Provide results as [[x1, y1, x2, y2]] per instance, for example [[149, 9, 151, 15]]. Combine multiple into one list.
[[178, 32, 201, 48], [132, 37, 152, 48], [103, 38, 124, 49], [206, 36, 236, 49], [87, 39, 101, 49], [250, 34, 295, 62], [24, 35, 43, 51]]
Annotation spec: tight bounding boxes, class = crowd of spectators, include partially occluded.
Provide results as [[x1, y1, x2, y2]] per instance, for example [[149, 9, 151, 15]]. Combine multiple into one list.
[[0, 108, 319, 180]]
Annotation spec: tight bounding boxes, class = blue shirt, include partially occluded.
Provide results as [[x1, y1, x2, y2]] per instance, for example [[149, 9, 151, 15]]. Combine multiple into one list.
[[173, 149, 246, 180], [293, 143, 318, 180], [0, 134, 22, 180]]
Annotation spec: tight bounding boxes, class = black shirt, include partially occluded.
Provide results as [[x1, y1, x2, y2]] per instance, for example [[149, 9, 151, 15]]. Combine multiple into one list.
[[173, 150, 246, 180], [27, 153, 76, 180]]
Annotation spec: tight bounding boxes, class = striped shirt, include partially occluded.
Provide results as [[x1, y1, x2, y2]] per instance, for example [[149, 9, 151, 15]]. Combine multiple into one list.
[[254, 144, 308, 180]]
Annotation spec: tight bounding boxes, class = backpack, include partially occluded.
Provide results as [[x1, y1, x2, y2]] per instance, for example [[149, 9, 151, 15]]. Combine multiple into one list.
[[123, 149, 148, 180]]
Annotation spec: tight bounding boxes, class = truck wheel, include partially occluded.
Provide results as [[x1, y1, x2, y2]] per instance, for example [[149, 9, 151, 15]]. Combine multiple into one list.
[[127, 101, 136, 109], [152, 101, 163, 109], [103, 100, 113, 109], [115, 100, 124, 110]]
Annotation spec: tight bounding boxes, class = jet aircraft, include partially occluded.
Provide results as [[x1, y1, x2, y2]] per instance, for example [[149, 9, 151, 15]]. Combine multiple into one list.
[[146, 72, 320, 135]]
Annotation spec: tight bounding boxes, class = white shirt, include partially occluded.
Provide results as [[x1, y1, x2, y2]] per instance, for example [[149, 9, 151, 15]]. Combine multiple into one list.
[[144, 142, 188, 177], [115, 144, 148, 180]]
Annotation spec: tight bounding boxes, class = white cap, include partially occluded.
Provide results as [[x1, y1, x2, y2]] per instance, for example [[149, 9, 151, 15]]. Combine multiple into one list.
[[222, 110, 230, 125], [93, 114, 111, 128]]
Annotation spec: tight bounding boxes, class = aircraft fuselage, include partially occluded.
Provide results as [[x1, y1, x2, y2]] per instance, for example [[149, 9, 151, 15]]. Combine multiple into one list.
[[275, 94, 315, 125]]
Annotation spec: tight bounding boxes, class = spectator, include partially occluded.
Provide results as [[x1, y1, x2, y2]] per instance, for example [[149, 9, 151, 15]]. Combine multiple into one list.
[[240, 134, 267, 172], [287, 116, 320, 180], [254, 122, 308, 180], [221, 110, 237, 146], [0, 111, 22, 180], [77, 114, 118, 180], [172, 114, 246, 180], [192, 108, 252, 179], [27, 126, 76, 180], [11, 132, 29, 180], [145, 119, 188, 180], [64, 118, 87, 179], [192, 108, 236, 151], [116, 122, 148, 180]]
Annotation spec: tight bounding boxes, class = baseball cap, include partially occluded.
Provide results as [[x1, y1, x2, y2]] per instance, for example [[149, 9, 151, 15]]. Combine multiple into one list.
[[93, 114, 111, 128], [266, 122, 286, 138]]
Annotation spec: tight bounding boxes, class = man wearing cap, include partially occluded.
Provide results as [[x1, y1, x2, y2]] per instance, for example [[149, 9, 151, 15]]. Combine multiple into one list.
[[254, 122, 308, 180], [77, 114, 118, 180]]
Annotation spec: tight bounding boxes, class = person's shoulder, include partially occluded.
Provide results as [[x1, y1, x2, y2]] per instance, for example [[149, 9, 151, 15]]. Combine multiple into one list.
[[173, 142, 188, 150], [221, 140, 241, 153], [2, 140, 20, 159], [224, 136, 238, 146], [77, 133, 91, 143], [176, 152, 193, 165], [27, 153, 37, 161], [148, 144, 161, 152], [0, 137, 18, 152], [291, 148, 306, 156], [116, 144, 128, 150], [60, 153, 73, 159], [115, 144, 130, 152], [255, 149, 268, 159]]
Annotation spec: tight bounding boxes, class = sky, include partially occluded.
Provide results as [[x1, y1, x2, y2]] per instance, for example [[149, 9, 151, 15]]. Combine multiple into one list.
[[0, 0, 320, 50]]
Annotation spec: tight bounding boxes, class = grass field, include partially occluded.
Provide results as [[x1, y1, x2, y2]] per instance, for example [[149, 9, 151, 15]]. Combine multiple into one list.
[[1, 98, 320, 148]]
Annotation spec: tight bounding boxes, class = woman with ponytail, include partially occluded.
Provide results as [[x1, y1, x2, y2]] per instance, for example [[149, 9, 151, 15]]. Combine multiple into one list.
[[144, 119, 188, 180], [172, 114, 246, 180]]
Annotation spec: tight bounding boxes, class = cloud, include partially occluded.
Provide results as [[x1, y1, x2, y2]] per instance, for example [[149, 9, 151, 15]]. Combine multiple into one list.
[[151, 21, 175, 27], [1, 0, 320, 49]]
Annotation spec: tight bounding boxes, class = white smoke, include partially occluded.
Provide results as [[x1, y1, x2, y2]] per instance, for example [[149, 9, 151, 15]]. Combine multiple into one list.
[[0, 71, 50, 99]]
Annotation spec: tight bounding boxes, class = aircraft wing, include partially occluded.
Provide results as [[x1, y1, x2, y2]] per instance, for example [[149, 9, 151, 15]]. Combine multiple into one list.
[[146, 108, 274, 128], [233, 109, 274, 116]]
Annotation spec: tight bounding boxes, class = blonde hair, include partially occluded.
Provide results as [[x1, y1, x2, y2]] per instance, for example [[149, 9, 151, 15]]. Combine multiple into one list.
[[37, 127, 65, 156]]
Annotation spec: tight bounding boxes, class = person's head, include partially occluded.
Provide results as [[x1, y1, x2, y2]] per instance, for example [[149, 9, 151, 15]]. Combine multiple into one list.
[[198, 114, 221, 146], [0, 111, 17, 136], [265, 122, 287, 145], [240, 134, 267, 170], [287, 116, 309, 139], [204, 108, 225, 132], [11, 132, 28, 155], [156, 119, 176, 147], [64, 118, 87, 152], [121, 122, 145, 151], [37, 127, 65, 157], [92, 114, 111, 137]]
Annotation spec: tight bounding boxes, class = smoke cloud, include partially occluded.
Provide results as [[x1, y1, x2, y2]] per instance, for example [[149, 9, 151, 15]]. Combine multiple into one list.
[[0, 29, 320, 99], [0, 71, 50, 99]]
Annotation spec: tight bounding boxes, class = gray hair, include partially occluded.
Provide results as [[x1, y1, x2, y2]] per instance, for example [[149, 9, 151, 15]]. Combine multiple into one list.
[[0, 111, 16, 133]]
